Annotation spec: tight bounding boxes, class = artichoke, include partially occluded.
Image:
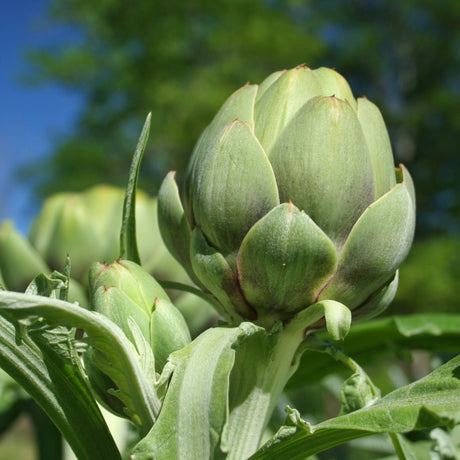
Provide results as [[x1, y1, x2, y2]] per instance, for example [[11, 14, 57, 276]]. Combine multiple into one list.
[[29, 185, 172, 283], [158, 65, 415, 327], [87, 259, 191, 416], [89, 259, 191, 371]]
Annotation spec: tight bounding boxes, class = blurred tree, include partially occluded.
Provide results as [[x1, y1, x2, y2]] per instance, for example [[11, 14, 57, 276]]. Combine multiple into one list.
[[24, 0, 325, 195], [390, 236, 460, 315], [25, 0, 459, 234], [296, 0, 460, 235]]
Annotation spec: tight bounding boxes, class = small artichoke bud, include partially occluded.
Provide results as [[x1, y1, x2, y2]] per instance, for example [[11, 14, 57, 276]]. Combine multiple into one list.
[[0, 221, 49, 292], [28, 185, 160, 284], [89, 259, 169, 317], [158, 65, 416, 328], [89, 259, 191, 371], [29, 191, 104, 282], [87, 260, 191, 416]]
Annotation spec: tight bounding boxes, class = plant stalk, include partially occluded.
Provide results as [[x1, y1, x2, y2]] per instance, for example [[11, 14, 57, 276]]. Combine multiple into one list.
[[224, 320, 307, 460]]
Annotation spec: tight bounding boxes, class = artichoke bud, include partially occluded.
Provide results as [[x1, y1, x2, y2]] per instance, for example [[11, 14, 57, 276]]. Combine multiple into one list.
[[29, 191, 105, 282], [89, 259, 190, 371], [158, 65, 416, 328], [28, 185, 162, 284], [0, 221, 49, 292]]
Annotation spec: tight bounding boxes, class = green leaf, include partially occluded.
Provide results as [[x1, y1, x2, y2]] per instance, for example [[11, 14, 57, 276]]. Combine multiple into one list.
[[131, 323, 262, 460], [221, 321, 311, 460], [340, 367, 379, 415], [25, 399, 63, 460], [0, 290, 159, 434], [430, 427, 459, 459], [390, 433, 421, 460], [120, 113, 151, 264], [334, 348, 380, 415], [289, 314, 460, 388], [25, 272, 65, 297], [320, 300, 352, 341], [251, 354, 460, 459], [0, 314, 120, 460]]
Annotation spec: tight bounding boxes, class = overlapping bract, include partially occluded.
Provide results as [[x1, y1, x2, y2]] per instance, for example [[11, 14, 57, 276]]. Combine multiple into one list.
[[158, 66, 415, 327]]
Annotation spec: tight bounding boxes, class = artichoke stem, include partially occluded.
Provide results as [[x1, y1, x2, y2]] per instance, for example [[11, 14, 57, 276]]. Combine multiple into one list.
[[224, 319, 306, 459]]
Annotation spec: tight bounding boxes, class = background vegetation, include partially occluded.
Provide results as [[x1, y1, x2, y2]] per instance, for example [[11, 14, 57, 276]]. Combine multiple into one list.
[[24, 0, 460, 236], [2, 0, 459, 457]]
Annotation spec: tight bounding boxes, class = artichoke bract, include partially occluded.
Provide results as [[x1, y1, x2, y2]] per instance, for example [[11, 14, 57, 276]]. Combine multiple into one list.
[[158, 65, 416, 327]]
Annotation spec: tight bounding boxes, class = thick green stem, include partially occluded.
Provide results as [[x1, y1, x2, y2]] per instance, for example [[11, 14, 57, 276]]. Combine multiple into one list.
[[224, 321, 306, 460], [223, 300, 351, 459]]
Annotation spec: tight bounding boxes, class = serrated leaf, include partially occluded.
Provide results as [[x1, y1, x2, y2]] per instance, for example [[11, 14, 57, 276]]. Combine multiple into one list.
[[0, 314, 120, 460], [0, 290, 159, 434], [251, 354, 460, 459], [340, 369, 379, 415], [131, 323, 263, 460], [26, 272, 64, 297]]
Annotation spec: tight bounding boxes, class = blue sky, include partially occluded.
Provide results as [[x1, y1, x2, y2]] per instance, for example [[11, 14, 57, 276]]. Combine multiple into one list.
[[0, 0, 82, 234]]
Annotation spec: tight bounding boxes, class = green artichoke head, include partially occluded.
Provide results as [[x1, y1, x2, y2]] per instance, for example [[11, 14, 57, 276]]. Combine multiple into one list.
[[89, 259, 191, 371], [28, 185, 163, 283], [158, 65, 416, 328], [87, 259, 191, 415]]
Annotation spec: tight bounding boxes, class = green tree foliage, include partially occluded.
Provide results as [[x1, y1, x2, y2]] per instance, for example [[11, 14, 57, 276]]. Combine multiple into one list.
[[26, 0, 325, 194], [391, 236, 460, 315], [303, 0, 460, 235], [26, 0, 459, 234]]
